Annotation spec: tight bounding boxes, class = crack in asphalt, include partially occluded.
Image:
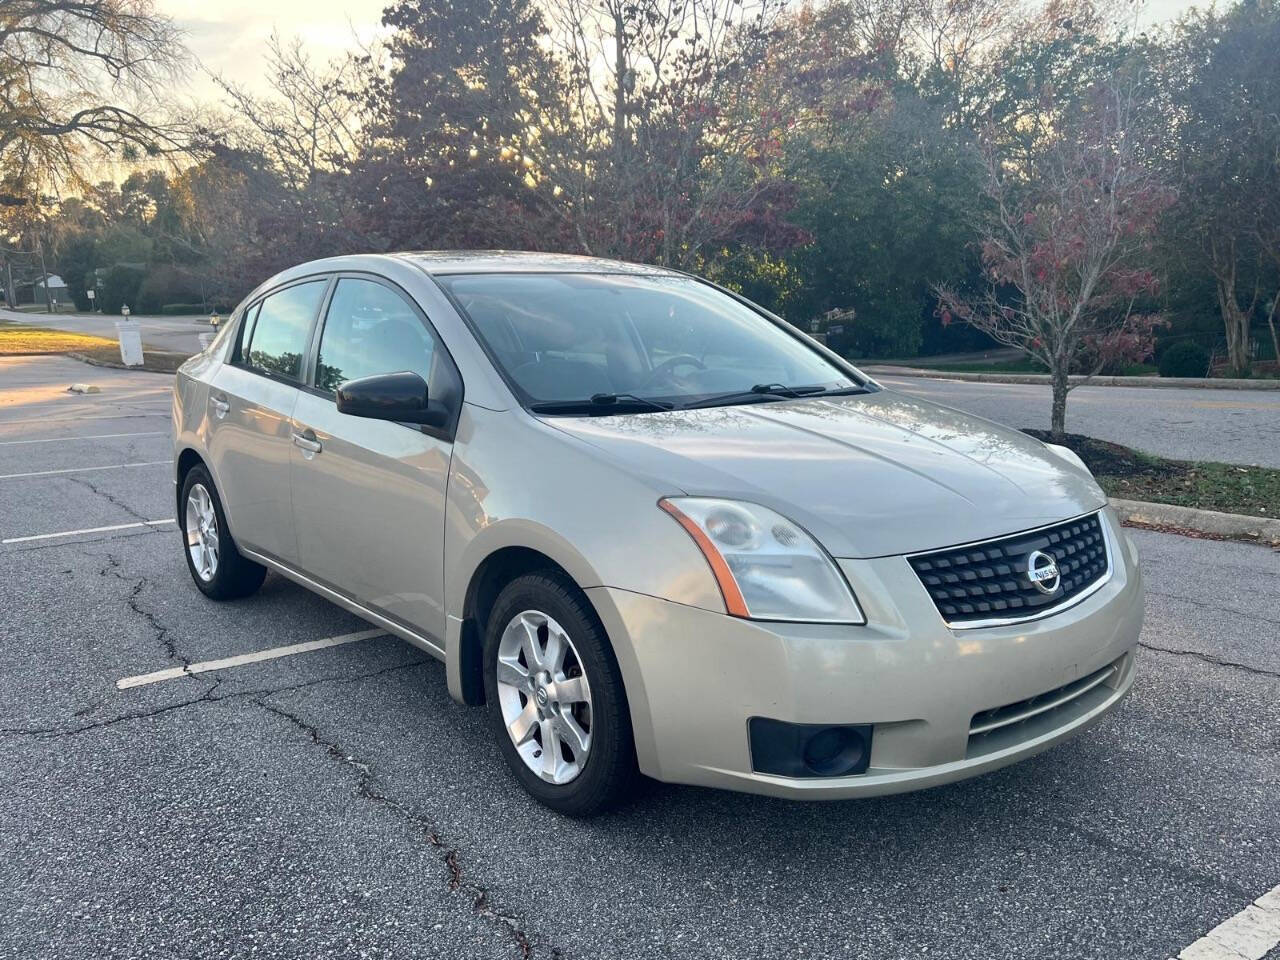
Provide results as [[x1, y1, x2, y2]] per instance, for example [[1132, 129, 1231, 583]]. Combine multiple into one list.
[[255, 698, 544, 960], [98, 551, 192, 672], [64, 474, 153, 523], [0, 662, 424, 740], [0, 525, 169, 555], [0, 679, 224, 739], [1138, 641, 1280, 679], [1147, 588, 1280, 627]]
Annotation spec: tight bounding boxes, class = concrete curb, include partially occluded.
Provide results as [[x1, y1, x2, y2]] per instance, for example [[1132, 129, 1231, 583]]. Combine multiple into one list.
[[66, 352, 183, 375], [1112, 498, 1280, 547], [863, 366, 1280, 390]]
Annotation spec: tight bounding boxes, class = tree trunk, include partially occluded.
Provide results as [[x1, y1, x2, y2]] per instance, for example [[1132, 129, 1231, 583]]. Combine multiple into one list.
[[1217, 286, 1253, 375], [1211, 236, 1254, 375], [611, 9, 628, 255], [1050, 364, 1069, 439], [1266, 293, 1279, 372]]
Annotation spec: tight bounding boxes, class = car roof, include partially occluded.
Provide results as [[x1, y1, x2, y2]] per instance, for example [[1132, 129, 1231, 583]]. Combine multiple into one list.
[[390, 250, 680, 277]]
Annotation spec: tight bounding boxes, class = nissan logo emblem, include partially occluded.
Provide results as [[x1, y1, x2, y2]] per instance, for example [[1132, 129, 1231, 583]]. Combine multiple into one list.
[[1027, 550, 1061, 595]]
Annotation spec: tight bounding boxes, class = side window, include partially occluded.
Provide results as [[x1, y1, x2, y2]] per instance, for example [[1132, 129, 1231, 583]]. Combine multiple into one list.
[[242, 281, 327, 382], [314, 278, 436, 394]]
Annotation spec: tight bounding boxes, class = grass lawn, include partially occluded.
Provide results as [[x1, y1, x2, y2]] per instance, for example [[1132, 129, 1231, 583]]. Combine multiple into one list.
[[1025, 429, 1280, 518], [8, 303, 85, 314], [0, 320, 189, 373], [0, 320, 117, 355]]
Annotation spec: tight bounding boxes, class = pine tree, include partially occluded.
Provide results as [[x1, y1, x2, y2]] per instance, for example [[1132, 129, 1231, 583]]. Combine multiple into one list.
[[357, 0, 569, 249]]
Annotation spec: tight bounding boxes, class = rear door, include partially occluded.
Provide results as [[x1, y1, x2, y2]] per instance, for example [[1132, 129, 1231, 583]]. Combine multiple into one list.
[[205, 278, 330, 563], [289, 275, 461, 645]]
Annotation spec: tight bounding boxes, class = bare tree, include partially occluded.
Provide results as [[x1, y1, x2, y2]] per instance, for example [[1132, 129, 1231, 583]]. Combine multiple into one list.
[[543, 0, 801, 267], [209, 34, 370, 193], [0, 0, 185, 198], [935, 81, 1171, 437]]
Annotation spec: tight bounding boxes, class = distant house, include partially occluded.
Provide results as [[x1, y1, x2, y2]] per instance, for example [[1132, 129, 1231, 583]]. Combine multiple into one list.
[[17, 274, 69, 306]]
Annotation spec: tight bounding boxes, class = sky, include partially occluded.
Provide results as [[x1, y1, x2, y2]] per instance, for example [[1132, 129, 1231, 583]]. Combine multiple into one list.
[[158, 0, 388, 100], [159, 0, 1207, 101]]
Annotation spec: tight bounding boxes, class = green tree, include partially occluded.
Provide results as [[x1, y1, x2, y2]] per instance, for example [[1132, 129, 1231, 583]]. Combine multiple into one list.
[[99, 264, 145, 314], [56, 235, 98, 310], [779, 88, 983, 356], [1154, 0, 1280, 374], [354, 0, 568, 249]]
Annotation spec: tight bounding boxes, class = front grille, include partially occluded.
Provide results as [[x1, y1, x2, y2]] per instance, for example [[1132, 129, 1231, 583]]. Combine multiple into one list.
[[909, 512, 1109, 625]]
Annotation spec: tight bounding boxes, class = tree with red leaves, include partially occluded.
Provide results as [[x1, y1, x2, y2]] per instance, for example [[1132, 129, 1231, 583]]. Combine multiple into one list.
[[935, 79, 1172, 437]]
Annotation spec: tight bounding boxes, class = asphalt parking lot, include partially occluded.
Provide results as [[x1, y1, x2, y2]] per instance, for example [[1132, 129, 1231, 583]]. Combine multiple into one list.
[[2, 354, 1278, 960], [876, 374, 1280, 468]]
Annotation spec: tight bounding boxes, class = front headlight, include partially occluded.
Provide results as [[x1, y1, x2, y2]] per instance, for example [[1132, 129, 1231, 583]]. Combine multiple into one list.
[[659, 497, 865, 624]]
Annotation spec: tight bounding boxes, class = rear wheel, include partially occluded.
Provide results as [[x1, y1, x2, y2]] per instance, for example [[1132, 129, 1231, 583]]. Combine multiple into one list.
[[483, 572, 637, 816], [180, 465, 266, 601]]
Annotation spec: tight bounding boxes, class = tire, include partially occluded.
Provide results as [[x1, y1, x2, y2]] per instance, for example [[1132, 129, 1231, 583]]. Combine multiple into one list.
[[482, 571, 638, 816], [180, 464, 266, 601]]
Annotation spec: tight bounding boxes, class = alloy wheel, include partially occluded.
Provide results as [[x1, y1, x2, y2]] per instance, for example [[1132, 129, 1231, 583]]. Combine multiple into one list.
[[495, 610, 593, 785], [185, 483, 219, 582]]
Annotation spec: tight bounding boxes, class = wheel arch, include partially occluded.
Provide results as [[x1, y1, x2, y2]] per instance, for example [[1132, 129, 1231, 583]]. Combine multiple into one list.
[[447, 522, 606, 708], [174, 447, 207, 518]]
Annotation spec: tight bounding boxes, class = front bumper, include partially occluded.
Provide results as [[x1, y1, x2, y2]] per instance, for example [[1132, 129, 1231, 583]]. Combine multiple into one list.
[[587, 508, 1144, 800]]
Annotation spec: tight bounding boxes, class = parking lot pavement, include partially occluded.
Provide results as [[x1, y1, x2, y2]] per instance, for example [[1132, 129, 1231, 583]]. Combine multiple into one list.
[[2, 356, 1277, 959], [875, 374, 1280, 468]]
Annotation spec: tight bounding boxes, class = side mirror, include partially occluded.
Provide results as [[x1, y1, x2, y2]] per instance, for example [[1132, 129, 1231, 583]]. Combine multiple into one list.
[[335, 371, 449, 427]]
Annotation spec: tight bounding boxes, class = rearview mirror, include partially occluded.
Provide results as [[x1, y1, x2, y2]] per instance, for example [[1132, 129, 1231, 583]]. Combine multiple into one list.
[[335, 371, 448, 427]]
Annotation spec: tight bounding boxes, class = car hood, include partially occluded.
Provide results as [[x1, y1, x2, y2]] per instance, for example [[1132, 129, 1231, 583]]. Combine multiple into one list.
[[545, 389, 1106, 558]]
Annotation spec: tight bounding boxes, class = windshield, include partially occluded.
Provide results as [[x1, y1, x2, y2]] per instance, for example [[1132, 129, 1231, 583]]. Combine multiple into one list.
[[438, 273, 858, 411]]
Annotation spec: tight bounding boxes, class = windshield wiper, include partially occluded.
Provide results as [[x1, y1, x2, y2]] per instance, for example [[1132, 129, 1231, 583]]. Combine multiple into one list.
[[682, 383, 829, 410], [529, 393, 675, 416]]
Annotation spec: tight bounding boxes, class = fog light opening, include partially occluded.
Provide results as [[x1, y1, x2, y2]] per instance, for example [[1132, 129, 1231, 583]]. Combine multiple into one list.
[[748, 718, 873, 778], [802, 726, 866, 777]]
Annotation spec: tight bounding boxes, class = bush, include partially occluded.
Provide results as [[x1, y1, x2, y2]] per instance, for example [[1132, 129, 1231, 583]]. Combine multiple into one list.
[[98, 265, 145, 315], [136, 265, 206, 314], [160, 303, 207, 315], [1158, 341, 1211, 378]]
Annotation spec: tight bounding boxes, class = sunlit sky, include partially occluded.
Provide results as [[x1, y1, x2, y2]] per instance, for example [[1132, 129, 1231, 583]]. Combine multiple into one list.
[[159, 0, 1208, 101]]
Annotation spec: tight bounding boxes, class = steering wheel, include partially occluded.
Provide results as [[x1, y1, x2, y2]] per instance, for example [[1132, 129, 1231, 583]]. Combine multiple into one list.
[[638, 354, 706, 389]]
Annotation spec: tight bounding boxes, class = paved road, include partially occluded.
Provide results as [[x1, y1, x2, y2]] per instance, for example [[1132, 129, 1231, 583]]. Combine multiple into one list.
[[1, 354, 1277, 960], [875, 374, 1280, 468], [2, 306, 212, 355]]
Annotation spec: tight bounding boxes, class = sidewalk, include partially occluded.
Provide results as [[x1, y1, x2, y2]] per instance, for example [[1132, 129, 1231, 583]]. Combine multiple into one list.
[[861, 364, 1280, 391]]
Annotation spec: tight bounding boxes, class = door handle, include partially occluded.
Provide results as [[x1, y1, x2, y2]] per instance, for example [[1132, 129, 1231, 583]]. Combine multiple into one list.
[[292, 430, 322, 456], [209, 395, 230, 419]]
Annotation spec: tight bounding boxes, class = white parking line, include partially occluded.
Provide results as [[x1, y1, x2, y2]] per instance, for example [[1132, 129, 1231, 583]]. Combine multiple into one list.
[[1175, 884, 1280, 960], [116, 628, 387, 689], [0, 413, 170, 424], [1, 519, 174, 544], [0, 459, 172, 480], [0, 431, 167, 446]]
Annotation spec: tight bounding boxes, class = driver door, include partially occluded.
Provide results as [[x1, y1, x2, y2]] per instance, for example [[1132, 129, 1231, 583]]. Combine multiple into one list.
[[289, 275, 460, 646]]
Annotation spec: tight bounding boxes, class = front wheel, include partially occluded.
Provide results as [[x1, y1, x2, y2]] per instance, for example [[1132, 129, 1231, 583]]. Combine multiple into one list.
[[483, 572, 638, 816], [180, 465, 266, 601]]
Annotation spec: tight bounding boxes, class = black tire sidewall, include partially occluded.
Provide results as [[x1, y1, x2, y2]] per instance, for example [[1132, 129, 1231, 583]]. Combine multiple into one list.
[[482, 572, 636, 816], [180, 465, 263, 600]]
